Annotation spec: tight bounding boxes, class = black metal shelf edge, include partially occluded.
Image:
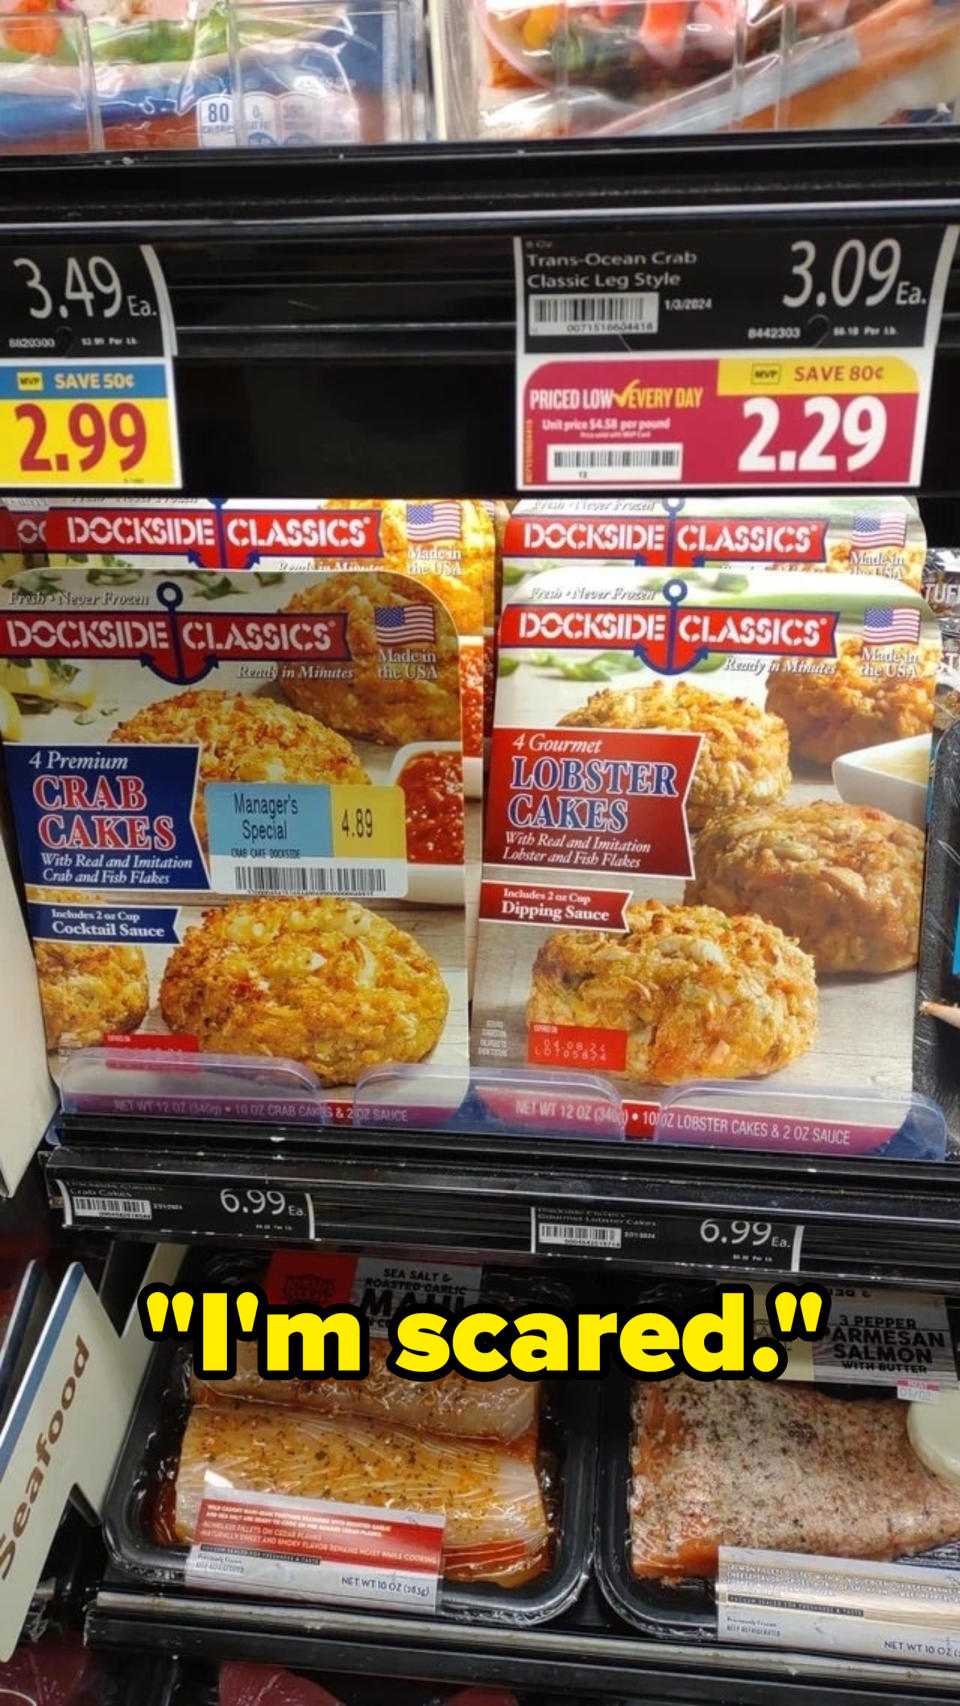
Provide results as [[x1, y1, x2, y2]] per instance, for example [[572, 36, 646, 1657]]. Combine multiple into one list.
[[44, 1118, 960, 1288], [3, 132, 960, 234], [85, 1592, 960, 1704]]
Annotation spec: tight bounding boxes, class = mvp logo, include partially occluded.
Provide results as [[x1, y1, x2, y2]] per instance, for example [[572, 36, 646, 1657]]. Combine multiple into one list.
[[751, 364, 782, 386], [15, 373, 42, 393]]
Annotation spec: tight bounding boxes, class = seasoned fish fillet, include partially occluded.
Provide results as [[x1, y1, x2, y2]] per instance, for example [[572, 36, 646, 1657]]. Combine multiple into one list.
[[174, 1399, 550, 1585], [191, 1339, 538, 1441], [630, 1376, 960, 1579]]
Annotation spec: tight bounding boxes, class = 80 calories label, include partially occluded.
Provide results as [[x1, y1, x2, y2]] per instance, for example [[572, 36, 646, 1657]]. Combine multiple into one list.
[[516, 225, 957, 489]]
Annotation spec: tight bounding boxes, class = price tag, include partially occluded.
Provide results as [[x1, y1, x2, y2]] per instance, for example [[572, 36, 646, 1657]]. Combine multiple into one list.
[[205, 781, 408, 898], [59, 1177, 314, 1240], [516, 225, 957, 489], [0, 245, 181, 489], [531, 1206, 803, 1271]]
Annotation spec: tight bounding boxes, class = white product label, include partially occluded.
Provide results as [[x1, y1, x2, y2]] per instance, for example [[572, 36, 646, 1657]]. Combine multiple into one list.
[[897, 1379, 942, 1404], [546, 444, 683, 483], [718, 1548, 960, 1666], [813, 1290, 957, 1387], [750, 1286, 958, 1389], [528, 292, 659, 337], [186, 1485, 444, 1612], [536, 1220, 622, 1249], [198, 95, 237, 147]]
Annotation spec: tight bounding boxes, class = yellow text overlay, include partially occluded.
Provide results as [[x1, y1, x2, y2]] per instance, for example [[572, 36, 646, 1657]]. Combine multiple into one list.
[[138, 1281, 831, 1384]]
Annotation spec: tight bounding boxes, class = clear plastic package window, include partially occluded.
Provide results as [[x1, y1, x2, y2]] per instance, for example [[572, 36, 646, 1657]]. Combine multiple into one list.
[[432, 0, 960, 138], [0, 5, 101, 155], [227, 0, 421, 145]]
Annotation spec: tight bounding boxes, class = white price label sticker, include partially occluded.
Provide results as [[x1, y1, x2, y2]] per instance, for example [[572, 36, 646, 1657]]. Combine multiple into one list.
[[186, 1486, 444, 1613]]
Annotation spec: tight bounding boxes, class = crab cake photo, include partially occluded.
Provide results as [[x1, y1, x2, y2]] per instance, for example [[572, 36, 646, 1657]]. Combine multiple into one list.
[[527, 900, 816, 1086], [688, 800, 924, 976], [34, 939, 148, 1049], [766, 635, 937, 766], [279, 571, 460, 747], [557, 680, 790, 830], [110, 690, 369, 848], [338, 500, 495, 635], [160, 896, 449, 1086]]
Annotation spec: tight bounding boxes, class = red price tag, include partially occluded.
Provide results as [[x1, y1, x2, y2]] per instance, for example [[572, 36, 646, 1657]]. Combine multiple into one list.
[[520, 354, 921, 488], [516, 226, 957, 491]]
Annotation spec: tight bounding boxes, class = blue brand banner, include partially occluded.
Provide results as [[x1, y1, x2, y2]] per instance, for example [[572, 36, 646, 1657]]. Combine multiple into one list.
[[4, 742, 208, 891], [28, 901, 181, 946]]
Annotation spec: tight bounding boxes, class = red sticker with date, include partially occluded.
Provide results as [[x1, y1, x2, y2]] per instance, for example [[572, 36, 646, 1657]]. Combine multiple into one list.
[[516, 226, 956, 490]]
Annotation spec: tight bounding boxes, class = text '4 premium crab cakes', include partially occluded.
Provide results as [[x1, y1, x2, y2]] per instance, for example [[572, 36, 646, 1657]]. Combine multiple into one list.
[[0, 563, 470, 1115]]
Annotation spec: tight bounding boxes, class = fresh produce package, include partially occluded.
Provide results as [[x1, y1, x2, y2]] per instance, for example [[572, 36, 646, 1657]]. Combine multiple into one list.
[[473, 498, 941, 1147]]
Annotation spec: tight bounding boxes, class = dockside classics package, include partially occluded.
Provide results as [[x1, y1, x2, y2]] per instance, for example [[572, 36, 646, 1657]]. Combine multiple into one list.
[[0, 556, 470, 1115], [472, 500, 940, 1138], [21, 496, 493, 770]]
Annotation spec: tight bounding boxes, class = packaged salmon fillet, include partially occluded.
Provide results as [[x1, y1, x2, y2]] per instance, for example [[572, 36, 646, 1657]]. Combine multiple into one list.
[[190, 1250, 540, 1441], [473, 505, 941, 1148]]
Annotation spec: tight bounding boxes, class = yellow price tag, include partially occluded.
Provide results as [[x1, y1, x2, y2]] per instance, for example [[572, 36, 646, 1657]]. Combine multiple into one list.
[[0, 362, 179, 488], [331, 785, 407, 861]]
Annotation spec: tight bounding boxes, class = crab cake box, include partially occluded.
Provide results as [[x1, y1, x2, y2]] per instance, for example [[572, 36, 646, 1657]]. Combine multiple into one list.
[[0, 564, 469, 1115], [471, 542, 939, 1142]]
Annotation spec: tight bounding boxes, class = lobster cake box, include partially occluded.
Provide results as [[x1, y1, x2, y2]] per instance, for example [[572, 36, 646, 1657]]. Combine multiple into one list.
[[0, 560, 470, 1119], [471, 543, 940, 1144]]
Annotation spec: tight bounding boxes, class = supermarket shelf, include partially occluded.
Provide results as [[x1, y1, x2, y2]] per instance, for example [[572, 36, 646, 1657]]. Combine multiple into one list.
[[86, 1587, 960, 1705], [2, 137, 960, 501], [44, 1118, 960, 1289]]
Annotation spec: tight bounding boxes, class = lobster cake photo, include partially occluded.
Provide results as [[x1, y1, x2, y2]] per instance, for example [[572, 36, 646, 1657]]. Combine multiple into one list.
[[688, 799, 924, 976], [766, 635, 937, 765], [557, 681, 790, 830], [526, 899, 817, 1086]]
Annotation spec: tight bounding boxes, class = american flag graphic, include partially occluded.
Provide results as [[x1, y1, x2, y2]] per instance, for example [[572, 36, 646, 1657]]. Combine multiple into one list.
[[862, 605, 922, 646], [850, 511, 908, 549], [406, 501, 462, 542], [375, 604, 436, 646]]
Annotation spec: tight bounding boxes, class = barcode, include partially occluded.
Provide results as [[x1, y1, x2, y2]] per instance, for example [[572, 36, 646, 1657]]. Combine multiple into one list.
[[234, 863, 388, 896], [529, 292, 658, 335], [548, 444, 683, 482], [71, 1194, 152, 1220], [538, 1221, 622, 1249]]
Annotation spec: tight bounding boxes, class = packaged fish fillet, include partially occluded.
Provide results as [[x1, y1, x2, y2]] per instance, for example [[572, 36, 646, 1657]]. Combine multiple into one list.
[[190, 1250, 539, 1441]]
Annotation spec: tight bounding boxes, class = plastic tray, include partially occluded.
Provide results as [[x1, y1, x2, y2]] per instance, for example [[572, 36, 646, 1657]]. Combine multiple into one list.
[[596, 1360, 960, 1641], [916, 717, 960, 1155], [103, 1251, 597, 1627]]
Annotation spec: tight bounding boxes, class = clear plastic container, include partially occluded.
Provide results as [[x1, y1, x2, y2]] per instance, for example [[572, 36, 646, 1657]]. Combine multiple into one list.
[[432, 0, 960, 138], [227, 0, 424, 144], [0, 5, 101, 154]]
